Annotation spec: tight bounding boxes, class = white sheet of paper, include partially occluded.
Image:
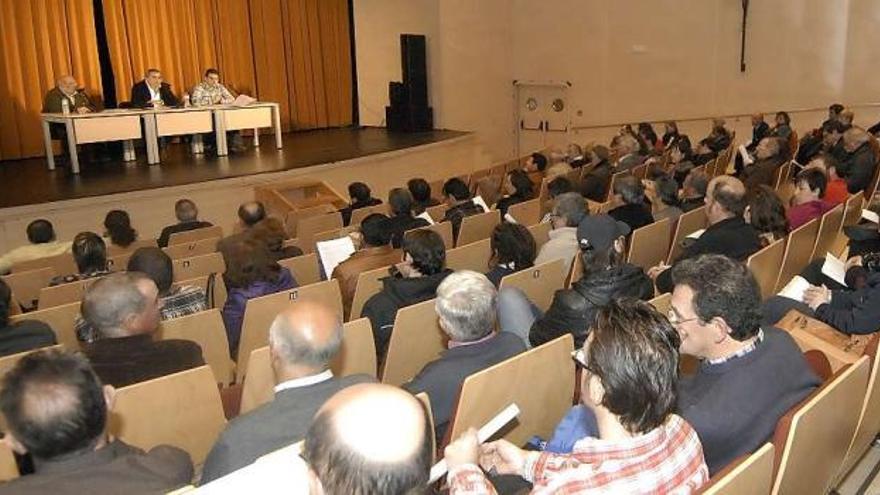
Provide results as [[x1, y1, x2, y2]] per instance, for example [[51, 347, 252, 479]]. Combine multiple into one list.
[[862, 209, 879, 224], [232, 94, 257, 106], [194, 445, 309, 493], [778, 275, 811, 301], [316, 236, 356, 277], [738, 145, 754, 166], [686, 229, 706, 240], [416, 211, 435, 225], [473, 195, 491, 213], [504, 212, 518, 224], [821, 252, 848, 287]]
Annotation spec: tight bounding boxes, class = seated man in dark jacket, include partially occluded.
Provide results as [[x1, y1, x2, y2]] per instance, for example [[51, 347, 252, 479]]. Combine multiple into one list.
[[608, 175, 654, 232], [672, 255, 820, 475], [386, 188, 430, 248], [339, 182, 383, 227], [440, 177, 485, 243], [362, 229, 452, 357], [498, 214, 653, 348], [742, 137, 787, 190], [838, 127, 877, 194], [579, 145, 613, 202], [0, 349, 193, 494], [0, 279, 56, 357], [130, 68, 180, 108], [403, 271, 525, 439], [81, 273, 205, 388], [157, 199, 213, 248], [700, 118, 733, 153], [651, 176, 762, 294]]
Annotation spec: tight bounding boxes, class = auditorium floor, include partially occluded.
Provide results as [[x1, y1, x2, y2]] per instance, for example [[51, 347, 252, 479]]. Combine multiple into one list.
[[0, 127, 466, 209]]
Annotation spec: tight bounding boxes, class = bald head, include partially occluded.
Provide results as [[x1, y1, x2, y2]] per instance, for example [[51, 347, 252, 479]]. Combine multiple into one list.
[[56, 75, 78, 95], [707, 175, 746, 219], [303, 384, 432, 494], [268, 302, 342, 379], [238, 201, 266, 228]]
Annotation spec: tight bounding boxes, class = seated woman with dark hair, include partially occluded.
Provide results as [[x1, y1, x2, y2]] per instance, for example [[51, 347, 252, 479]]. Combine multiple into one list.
[[222, 239, 298, 357], [787, 167, 834, 230], [386, 188, 430, 248], [494, 170, 535, 217], [485, 223, 536, 287], [339, 182, 383, 226], [0, 278, 56, 357], [745, 185, 789, 247], [407, 178, 440, 214], [49, 232, 112, 286], [104, 209, 137, 251]]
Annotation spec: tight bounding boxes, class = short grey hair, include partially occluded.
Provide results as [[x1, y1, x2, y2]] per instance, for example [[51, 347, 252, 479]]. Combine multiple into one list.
[[81, 272, 148, 338], [268, 313, 343, 368], [435, 271, 497, 342], [553, 192, 587, 227]]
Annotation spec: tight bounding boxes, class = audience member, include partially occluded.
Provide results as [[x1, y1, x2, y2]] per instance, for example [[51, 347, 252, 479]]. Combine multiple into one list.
[[734, 113, 770, 175], [217, 201, 267, 261], [653, 176, 683, 224], [303, 383, 433, 494], [441, 177, 486, 243], [788, 167, 834, 230], [190, 68, 245, 152], [81, 273, 205, 388], [839, 110, 855, 130], [742, 137, 786, 190], [0, 279, 55, 357], [130, 68, 179, 108], [566, 143, 586, 167], [0, 219, 71, 274], [579, 145, 612, 202], [822, 103, 845, 128], [386, 187, 430, 248], [661, 121, 681, 149], [404, 271, 525, 438], [504, 214, 652, 348], [248, 216, 302, 261], [613, 134, 643, 172], [672, 255, 820, 474], [838, 127, 876, 194], [445, 300, 708, 493], [700, 118, 732, 153], [485, 223, 536, 286], [534, 192, 587, 274], [797, 119, 847, 166], [103, 209, 137, 250], [811, 154, 848, 205], [523, 152, 549, 184], [408, 178, 441, 213], [362, 229, 451, 356], [651, 176, 761, 293], [745, 185, 789, 247], [494, 170, 535, 217], [201, 302, 374, 483], [222, 239, 297, 356], [608, 175, 654, 231], [0, 350, 193, 494], [42, 76, 97, 162], [680, 168, 709, 212], [49, 232, 111, 286], [670, 137, 697, 186], [771, 111, 793, 142], [157, 199, 214, 248], [339, 182, 383, 226], [547, 176, 574, 199], [332, 213, 400, 318], [637, 122, 661, 153]]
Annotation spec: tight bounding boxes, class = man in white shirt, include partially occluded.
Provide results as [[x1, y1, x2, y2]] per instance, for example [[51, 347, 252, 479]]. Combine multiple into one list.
[[0, 219, 71, 275], [534, 192, 587, 274], [199, 302, 374, 483]]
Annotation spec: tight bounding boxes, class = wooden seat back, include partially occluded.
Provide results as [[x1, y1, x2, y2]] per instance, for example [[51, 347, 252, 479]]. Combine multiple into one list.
[[297, 213, 344, 253], [172, 252, 225, 282], [699, 444, 775, 495], [443, 335, 575, 449], [774, 310, 861, 373], [667, 206, 708, 263], [506, 198, 542, 226], [9, 302, 81, 349], [746, 239, 786, 300], [380, 298, 446, 387], [2, 267, 56, 310], [774, 219, 820, 293], [405, 222, 453, 249], [527, 222, 552, 250], [237, 279, 342, 375], [157, 309, 233, 386], [414, 392, 436, 458], [832, 192, 865, 257], [348, 265, 391, 321], [38, 277, 101, 310], [446, 238, 492, 273], [457, 210, 501, 247], [0, 442, 18, 482], [349, 204, 389, 226], [425, 204, 448, 224], [12, 252, 76, 275], [109, 365, 227, 465], [277, 253, 322, 286], [107, 238, 158, 255], [770, 357, 869, 494], [106, 252, 134, 271], [168, 226, 223, 246], [162, 237, 220, 260], [627, 218, 672, 270], [498, 259, 566, 313], [239, 318, 378, 414], [810, 203, 844, 262], [648, 292, 672, 316], [835, 335, 880, 483]]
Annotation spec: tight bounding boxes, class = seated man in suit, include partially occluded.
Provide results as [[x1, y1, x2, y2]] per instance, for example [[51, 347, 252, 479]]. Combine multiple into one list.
[[42, 75, 99, 163], [838, 127, 877, 195], [679, 168, 710, 212], [339, 182, 383, 227], [0, 219, 71, 275], [612, 134, 643, 172], [387, 188, 431, 248], [130, 68, 180, 108], [608, 175, 654, 232], [671, 255, 820, 475], [403, 270, 526, 439], [441, 177, 485, 243], [303, 383, 433, 494], [742, 137, 787, 190], [217, 201, 266, 260], [0, 349, 193, 494], [81, 272, 205, 387], [157, 199, 214, 248], [200, 302, 373, 483], [650, 175, 761, 293]]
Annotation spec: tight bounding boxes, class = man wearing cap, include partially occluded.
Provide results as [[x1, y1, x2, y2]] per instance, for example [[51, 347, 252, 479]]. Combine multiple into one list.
[[497, 214, 653, 348]]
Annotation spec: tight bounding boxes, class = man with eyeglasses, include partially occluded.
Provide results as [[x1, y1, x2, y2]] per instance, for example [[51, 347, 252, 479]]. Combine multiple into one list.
[[670, 254, 820, 476]]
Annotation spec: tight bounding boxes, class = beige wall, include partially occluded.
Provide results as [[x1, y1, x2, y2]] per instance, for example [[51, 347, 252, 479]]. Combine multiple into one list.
[[354, 0, 880, 160]]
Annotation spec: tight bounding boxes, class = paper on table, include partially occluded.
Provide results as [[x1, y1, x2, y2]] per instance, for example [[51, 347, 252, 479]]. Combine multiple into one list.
[[861, 209, 879, 224], [686, 229, 706, 240], [821, 252, 848, 287], [778, 275, 811, 301], [316, 236, 356, 278], [232, 94, 257, 106], [428, 404, 521, 484], [473, 196, 491, 213], [416, 211, 435, 225]]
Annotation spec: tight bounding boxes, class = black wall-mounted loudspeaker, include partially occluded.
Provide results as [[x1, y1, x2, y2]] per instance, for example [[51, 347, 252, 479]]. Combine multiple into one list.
[[387, 34, 433, 132]]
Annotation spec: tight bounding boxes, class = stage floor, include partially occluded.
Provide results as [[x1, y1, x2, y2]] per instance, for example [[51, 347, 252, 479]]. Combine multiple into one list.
[[0, 127, 466, 209]]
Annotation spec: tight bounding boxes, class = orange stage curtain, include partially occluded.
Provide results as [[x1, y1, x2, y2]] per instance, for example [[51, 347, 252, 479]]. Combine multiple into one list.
[[0, 0, 103, 160]]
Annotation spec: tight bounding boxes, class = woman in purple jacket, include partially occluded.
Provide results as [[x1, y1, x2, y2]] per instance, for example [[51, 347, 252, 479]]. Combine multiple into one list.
[[222, 239, 297, 357]]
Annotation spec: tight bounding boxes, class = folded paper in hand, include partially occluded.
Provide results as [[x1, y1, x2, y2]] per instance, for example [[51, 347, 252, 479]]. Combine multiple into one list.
[[316, 236, 356, 278], [778, 275, 811, 301], [821, 252, 847, 287], [861, 209, 879, 224], [686, 229, 705, 240]]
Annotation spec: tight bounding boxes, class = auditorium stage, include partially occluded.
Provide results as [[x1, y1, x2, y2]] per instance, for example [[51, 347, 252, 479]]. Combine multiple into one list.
[[0, 127, 466, 209]]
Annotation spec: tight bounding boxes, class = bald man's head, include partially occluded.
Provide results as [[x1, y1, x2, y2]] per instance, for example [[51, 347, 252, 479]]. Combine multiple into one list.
[[237, 201, 266, 228], [268, 302, 343, 379], [56, 75, 78, 95], [303, 384, 432, 494], [707, 175, 747, 219]]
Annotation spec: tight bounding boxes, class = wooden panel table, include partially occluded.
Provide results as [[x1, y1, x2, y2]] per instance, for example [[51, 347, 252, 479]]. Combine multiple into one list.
[[141, 107, 216, 164], [42, 110, 145, 174], [214, 102, 282, 156]]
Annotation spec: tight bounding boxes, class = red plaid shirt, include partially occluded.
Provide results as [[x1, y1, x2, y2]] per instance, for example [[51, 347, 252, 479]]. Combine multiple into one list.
[[448, 414, 708, 494]]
